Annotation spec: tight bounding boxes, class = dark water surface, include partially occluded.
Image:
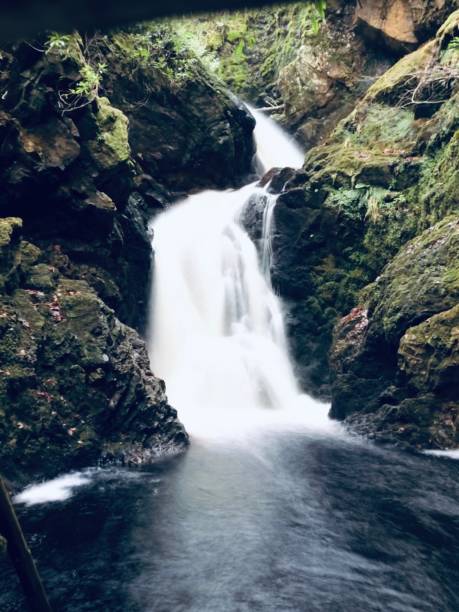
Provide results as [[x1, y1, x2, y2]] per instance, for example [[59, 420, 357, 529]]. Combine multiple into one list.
[[1, 432, 459, 611]]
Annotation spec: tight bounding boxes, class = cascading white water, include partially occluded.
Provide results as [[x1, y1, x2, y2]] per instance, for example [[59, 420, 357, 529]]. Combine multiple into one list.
[[149, 107, 331, 439], [248, 104, 305, 173]]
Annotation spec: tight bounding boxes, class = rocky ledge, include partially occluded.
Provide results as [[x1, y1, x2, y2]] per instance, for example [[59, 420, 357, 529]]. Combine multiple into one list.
[[330, 216, 459, 449], [257, 10, 458, 449], [0, 26, 255, 480], [0, 217, 188, 481]]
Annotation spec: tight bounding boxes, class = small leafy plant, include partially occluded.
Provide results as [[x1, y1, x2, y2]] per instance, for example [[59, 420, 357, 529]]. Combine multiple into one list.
[[70, 63, 106, 98], [45, 33, 72, 54]]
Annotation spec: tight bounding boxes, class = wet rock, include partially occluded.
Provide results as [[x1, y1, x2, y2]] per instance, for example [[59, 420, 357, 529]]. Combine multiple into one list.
[[367, 215, 459, 345], [329, 217, 459, 448], [264, 12, 459, 402], [398, 304, 459, 396], [100, 30, 255, 192], [86, 97, 131, 170], [0, 27, 257, 479], [0, 231, 188, 480]]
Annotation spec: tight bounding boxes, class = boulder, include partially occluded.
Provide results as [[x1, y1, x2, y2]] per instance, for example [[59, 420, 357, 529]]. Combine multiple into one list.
[[354, 0, 458, 53], [329, 216, 459, 448], [0, 227, 188, 480]]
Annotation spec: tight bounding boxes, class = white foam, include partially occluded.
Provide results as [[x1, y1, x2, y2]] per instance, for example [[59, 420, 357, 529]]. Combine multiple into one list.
[[425, 449, 459, 460], [14, 472, 92, 506]]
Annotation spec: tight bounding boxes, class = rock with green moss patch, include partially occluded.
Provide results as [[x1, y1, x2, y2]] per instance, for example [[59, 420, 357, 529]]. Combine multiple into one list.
[[262, 10, 459, 400], [87, 97, 131, 170], [0, 273, 188, 481], [398, 304, 459, 394], [368, 215, 459, 344], [0, 217, 23, 291], [329, 216, 459, 448], [26, 263, 58, 291]]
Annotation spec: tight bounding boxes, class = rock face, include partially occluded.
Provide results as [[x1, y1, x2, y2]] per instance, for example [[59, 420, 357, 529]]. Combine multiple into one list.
[[0, 30, 255, 330], [172, 3, 379, 149], [330, 217, 459, 448], [175, 0, 459, 151], [261, 10, 459, 449], [0, 231, 188, 479], [0, 27, 255, 479], [354, 0, 458, 52], [100, 29, 255, 192]]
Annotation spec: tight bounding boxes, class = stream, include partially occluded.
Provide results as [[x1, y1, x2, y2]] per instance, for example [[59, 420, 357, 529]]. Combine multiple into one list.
[[1, 108, 458, 612]]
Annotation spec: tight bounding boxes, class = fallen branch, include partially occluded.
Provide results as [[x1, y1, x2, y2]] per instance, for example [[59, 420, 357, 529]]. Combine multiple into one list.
[[0, 478, 52, 612], [256, 104, 285, 112]]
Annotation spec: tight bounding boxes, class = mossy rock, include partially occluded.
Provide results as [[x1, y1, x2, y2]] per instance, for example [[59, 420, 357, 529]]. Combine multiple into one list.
[[399, 304, 459, 394], [26, 263, 58, 291], [0, 274, 188, 479], [0, 217, 23, 291], [0, 218, 22, 251], [364, 41, 437, 104], [417, 128, 459, 226], [87, 97, 131, 170], [369, 215, 459, 344]]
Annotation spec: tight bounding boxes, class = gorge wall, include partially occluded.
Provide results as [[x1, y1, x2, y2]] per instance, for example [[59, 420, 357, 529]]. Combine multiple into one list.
[[0, 26, 254, 480], [175, 0, 458, 147], [262, 7, 459, 448], [0, 0, 458, 481], [178, 0, 458, 449]]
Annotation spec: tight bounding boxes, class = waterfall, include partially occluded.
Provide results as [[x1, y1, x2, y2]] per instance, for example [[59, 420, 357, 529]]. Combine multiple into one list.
[[248, 104, 304, 173], [149, 107, 329, 439]]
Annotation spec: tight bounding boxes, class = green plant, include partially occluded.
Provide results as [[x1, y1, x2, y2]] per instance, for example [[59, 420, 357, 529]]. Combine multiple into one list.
[[448, 36, 459, 51], [59, 61, 106, 111], [112, 32, 154, 67], [45, 32, 73, 54], [311, 0, 327, 34], [71, 63, 106, 97]]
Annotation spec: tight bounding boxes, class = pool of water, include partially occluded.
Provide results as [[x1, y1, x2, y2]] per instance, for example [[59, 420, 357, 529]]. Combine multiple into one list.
[[1, 431, 458, 611]]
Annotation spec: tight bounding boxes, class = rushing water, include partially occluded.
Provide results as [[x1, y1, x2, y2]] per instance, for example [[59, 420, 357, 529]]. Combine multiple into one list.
[[148, 105, 322, 441], [1, 108, 458, 612]]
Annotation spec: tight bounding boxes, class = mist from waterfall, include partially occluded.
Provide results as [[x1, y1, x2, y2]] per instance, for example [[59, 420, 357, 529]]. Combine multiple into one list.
[[149, 106, 331, 439]]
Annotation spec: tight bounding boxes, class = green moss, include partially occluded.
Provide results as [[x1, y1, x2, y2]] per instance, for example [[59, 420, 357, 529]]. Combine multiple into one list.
[[369, 215, 459, 343], [170, 3, 325, 97], [337, 104, 417, 152], [0, 218, 22, 250], [18, 241, 41, 270], [365, 42, 436, 103], [398, 302, 459, 392], [27, 264, 57, 291], [443, 266, 459, 291], [13, 289, 45, 332], [326, 188, 365, 221], [88, 97, 130, 169], [305, 142, 400, 188], [417, 129, 459, 227]]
